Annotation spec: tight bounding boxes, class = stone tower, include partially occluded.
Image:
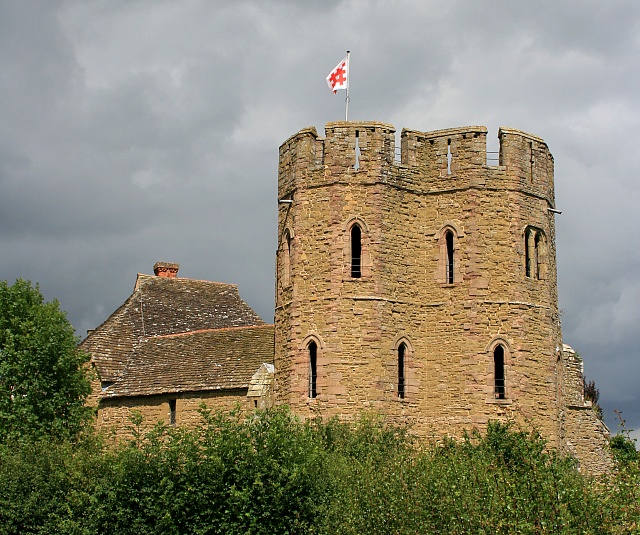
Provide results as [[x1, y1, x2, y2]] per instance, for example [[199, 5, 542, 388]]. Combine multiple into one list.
[[274, 121, 595, 456]]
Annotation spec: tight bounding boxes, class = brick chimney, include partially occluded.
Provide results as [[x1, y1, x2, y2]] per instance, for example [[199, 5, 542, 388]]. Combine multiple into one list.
[[153, 261, 179, 278]]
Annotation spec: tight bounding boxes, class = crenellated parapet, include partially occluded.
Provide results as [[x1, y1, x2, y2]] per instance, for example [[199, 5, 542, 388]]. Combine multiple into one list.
[[323, 121, 396, 171], [498, 127, 555, 204], [278, 126, 319, 200], [279, 123, 556, 208], [401, 125, 488, 180]]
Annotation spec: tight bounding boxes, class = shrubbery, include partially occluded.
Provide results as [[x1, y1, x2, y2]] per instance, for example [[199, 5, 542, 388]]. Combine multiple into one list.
[[0, 407, 638, 535]]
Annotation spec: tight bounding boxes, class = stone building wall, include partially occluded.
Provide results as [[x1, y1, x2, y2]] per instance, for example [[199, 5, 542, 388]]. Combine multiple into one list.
[[274, 121, 608, 473], [95, 389, 247, 441], [560, 344, 612, 473]]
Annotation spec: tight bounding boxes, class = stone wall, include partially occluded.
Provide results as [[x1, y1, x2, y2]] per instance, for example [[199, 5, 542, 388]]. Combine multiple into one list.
[[274, 121, 609, 474], [95, 389, 247, 441], [560, 344, 612, 474]]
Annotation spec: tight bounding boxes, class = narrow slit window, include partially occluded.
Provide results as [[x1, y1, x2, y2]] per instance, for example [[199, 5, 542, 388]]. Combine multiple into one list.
[[530, 142, 535, 182], [351, 224, 362, 278], [447, 139, 452, 175], [169, 399, 176, 425], [525, 229, 532, 278], [354, 130, 361, 170], [283, 230, 292, 286], [494, 346, 505, 400], [534, 232, 541, 279], [445, 230, 454, 284], [398, 343, 406, 399], [309, 341, 318, 399]]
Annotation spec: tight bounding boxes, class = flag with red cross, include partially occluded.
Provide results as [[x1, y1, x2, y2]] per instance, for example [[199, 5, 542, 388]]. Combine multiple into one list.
[[326, 56, 348, 94]]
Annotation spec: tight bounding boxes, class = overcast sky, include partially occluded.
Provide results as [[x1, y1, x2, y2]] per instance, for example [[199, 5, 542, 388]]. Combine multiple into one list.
[[1, 0, 638, 442]]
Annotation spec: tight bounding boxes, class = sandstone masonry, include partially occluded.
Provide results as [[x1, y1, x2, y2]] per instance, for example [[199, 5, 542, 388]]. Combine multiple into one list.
[[274, 121, 610, 474]]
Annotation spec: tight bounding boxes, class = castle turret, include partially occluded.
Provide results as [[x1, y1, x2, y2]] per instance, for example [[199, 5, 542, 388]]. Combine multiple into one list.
[[274, 122, 605, 471]]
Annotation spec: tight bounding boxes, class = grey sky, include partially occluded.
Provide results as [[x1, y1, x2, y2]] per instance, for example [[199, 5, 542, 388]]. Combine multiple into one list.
[[1, 0, 638, 441]]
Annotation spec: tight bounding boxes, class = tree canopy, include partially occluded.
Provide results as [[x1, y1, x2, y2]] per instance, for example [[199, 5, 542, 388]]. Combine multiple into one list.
[[0, 279, 92, 442]]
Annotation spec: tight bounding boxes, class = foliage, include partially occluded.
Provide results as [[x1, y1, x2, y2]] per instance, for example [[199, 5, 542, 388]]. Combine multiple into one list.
[[583, 374, 603, 420], [86, 406, 332, 535], [602, 411, 640, 534], [0, 279, 93, 442], [320, 421, 605, 535], [0, 408, 638, 534], [610, 434, 638, 464]]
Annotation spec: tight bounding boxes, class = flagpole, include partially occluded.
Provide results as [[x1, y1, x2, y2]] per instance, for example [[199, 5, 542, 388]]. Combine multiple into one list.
[[345, 50, 350, 121]]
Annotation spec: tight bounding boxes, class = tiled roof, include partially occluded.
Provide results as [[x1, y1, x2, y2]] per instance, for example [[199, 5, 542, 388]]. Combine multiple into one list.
[[80, 273, 266, 383], [102, 325, 275, 398]]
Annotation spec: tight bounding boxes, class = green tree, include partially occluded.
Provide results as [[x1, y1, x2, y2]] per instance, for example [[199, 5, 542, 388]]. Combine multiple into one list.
[[0, 279, 92, 442]]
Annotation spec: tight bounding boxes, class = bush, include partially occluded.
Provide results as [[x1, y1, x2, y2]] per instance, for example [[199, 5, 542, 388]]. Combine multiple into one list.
[[320, 421, 605, 535], [0, 409, 637, 534]]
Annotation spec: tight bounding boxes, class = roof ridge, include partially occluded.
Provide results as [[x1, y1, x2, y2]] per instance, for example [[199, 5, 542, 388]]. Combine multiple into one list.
[[136, 273, 238, 287], [148, 324, 275, 339]]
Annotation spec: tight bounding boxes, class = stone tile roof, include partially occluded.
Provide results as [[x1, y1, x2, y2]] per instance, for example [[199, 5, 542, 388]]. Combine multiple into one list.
[[101, 325, 275, 398], [80, 273, 266, 383]]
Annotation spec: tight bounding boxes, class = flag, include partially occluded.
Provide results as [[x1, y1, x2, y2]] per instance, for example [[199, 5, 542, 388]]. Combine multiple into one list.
[[326, 56, 348, 94]]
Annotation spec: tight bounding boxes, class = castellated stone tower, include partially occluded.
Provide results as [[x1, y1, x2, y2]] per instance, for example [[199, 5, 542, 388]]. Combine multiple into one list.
[[274, 121, 607, 468]]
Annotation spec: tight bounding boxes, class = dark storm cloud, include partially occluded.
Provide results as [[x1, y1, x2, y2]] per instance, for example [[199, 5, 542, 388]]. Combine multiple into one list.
[[1, 0, 638, 440]]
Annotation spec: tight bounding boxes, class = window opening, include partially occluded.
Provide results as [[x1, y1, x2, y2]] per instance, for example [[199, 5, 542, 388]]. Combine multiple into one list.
[[530, 142, 535, 182], [283, 230, 292, 286], [494, 346, 505, 399], [398, 343, 406, 399], [169, 399, 176, 425], [309, 341, 318, 399], [447, 139, 452, 175], [351, 224, 362, 278], [445, 230, 454, 284], [534, 232, 541, 279], [525, 227, 544, 280], [354, 130, 361, 170], [525, 229, 532, 278]]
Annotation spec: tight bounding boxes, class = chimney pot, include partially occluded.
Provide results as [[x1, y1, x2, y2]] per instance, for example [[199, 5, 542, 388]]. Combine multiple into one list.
[[153, 261, 179, 278]]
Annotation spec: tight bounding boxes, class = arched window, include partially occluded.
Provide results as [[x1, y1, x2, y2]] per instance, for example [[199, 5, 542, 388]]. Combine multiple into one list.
[[282, 229, 292, 287], [436, 223, 462, 285], [445, 230, 454, 284], [534, 232, 541, 279], [525, 226, 546, 280], [525, 228, 532, 277], [351, 224, 362, 278], [308, 341, 318, 399], [397, 343, 406, 399], [494, 345, 506, 399]]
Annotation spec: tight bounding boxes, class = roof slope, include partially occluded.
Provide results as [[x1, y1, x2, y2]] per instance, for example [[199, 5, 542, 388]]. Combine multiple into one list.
[[80, 274, 266, 383], [102, 324, 275, 398]]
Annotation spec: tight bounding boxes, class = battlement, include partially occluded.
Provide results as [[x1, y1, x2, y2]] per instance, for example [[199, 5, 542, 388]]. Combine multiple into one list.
[[279, 122, 555, 203]]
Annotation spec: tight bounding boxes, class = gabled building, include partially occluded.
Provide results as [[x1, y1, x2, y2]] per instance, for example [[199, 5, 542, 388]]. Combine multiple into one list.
[[81, 262, 274, 437]]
